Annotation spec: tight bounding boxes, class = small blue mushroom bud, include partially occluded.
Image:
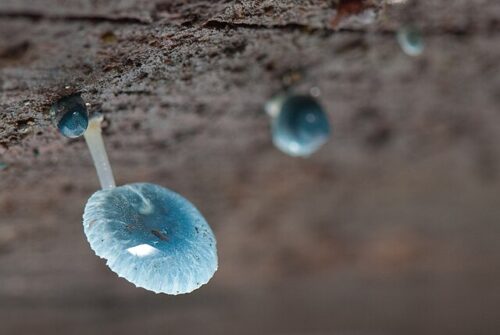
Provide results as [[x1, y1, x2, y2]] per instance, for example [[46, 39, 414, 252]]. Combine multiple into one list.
[[50, 94, 89, 138], [397, 26, 424, 56], [265, 94, 331, 157], [83, 183, 217, 294]]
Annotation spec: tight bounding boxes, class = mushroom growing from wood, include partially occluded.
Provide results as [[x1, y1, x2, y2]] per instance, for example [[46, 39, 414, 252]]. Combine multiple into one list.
[[397, 26, 424, 56], [52, 98, 217, 294], [265, 94, 331, 157]]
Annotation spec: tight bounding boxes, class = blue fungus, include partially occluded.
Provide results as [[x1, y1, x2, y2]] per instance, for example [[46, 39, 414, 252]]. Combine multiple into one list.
[[50, 94, 89, 138], [269, 95, 331, 157], [0, 162, 7, 170], [83, 183, 217, 295], [397, 26, 424, 56]]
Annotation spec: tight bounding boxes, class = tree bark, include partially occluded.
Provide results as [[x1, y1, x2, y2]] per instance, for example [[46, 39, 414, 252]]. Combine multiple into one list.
[[1, 1, 500, 334]]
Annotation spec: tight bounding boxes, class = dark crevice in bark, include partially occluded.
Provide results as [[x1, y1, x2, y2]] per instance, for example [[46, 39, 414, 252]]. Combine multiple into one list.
[[204, 19, 315, 32], [0, 11, 150, 25], [203, 18, 500, 37], [1, 11, 498, 37]]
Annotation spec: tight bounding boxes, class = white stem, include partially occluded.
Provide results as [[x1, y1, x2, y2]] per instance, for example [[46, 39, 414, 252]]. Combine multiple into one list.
[[264, 94, 286, 119], [83, 116, 116, 190]]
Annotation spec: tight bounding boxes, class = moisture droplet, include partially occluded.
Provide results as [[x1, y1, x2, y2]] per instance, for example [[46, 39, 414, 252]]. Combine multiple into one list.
[[50, 94, 89, 138], [267, 95, 331, 157], [397, 26, 424, 56], [83, 183, 218, 295]]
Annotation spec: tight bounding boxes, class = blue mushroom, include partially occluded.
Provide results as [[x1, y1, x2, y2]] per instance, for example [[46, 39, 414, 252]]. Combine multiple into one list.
[[397, 26, 424, 57], [83, 183, 217, 294], [50, 94, 89, 138], [75, 116, 218, 294], [266, 94, 331, 157]]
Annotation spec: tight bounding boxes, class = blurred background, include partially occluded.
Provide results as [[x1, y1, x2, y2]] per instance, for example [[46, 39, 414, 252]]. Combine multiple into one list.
[[1, 1, 499, 334]]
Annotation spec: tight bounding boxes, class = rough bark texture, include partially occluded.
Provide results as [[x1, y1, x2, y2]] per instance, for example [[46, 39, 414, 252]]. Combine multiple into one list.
[[1, 1, 500, 334]]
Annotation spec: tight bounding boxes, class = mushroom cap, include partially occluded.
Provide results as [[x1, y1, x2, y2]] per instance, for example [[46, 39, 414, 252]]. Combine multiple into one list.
[[271, 95, 331, 157], [397, 26, 424, 57], [50, 94, 89, 138], [83, 183, 217, 294]]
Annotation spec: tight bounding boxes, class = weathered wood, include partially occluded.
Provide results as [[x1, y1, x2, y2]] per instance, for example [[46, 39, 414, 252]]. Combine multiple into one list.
[[1, 1, 500, 334]]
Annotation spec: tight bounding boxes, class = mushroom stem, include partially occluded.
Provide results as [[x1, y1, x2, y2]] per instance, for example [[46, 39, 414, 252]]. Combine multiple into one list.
[[264, 94, 286, 119], [84, 116, 116, 190]]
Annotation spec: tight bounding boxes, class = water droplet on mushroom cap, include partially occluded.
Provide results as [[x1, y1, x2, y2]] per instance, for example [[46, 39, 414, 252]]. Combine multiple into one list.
[[270, 95, 331, 157], [50, 94, 89, 138], [83, 183, 217, 294]]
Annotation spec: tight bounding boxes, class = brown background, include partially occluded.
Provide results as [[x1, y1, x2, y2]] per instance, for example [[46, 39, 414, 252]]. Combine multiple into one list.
[[1, 1, 500, 334]]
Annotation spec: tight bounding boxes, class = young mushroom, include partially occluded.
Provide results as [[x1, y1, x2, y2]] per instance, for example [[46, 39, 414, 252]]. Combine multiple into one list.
[[397, 25, 424, 56], [50, 94, 89, 138], [265, 94, 331, 157], [52, 97, 218, 294]]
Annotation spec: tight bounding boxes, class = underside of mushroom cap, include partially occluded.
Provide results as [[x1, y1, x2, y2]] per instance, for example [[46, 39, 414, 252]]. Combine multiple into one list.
[[83, 183, 218, 294]]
